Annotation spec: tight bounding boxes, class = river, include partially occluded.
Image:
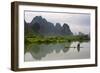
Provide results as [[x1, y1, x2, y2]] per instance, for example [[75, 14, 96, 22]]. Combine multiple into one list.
[[24, 41, 90, 61]]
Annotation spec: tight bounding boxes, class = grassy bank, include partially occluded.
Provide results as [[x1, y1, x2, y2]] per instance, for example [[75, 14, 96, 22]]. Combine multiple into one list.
[[25, 35, 90, 45]]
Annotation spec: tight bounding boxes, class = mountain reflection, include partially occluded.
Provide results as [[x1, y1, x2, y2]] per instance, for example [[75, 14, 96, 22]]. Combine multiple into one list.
[[25, 42, 72, 60], [25, 41, 90, 61]]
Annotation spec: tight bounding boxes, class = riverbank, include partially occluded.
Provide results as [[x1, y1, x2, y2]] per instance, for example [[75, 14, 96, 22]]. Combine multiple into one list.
[[25, 35, 90, 44]]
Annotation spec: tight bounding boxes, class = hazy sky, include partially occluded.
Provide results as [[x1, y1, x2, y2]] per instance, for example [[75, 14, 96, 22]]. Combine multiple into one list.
[[25, 11, 90, 34]]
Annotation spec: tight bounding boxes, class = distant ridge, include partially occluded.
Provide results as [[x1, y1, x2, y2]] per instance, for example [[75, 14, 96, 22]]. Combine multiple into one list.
[[25, 16, 73, 36]]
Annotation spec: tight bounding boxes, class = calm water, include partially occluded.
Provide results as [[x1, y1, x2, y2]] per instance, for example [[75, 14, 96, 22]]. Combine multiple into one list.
[[24, 41, 90, 61]]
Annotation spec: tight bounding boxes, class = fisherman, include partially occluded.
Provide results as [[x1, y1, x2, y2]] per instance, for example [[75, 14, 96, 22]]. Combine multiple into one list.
[[77, 43, 80, 52], [77, 43, 80, 48]]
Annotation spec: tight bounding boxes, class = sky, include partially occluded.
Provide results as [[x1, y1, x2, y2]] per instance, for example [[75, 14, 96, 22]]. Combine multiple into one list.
[[25, 11, 90, 34]]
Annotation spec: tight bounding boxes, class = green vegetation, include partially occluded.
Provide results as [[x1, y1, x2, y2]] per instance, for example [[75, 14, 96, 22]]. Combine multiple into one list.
[[25, 35, 90, 45]]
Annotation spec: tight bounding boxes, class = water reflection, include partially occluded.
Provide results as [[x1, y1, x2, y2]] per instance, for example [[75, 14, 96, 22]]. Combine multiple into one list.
[[24, 41, 90, 61], [25, 42, 71, 60]]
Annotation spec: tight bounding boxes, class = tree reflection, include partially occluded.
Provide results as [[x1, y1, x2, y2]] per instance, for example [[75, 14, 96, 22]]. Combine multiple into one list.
[[25, 42, 71, 60]]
